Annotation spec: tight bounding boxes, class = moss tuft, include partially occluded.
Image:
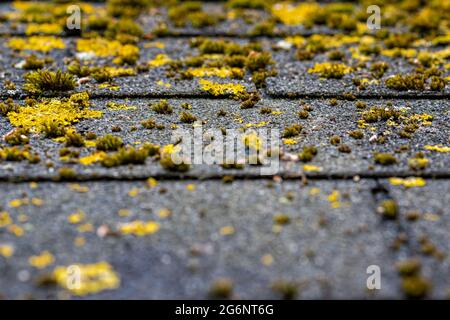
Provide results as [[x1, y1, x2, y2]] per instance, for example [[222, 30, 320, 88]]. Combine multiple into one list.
[[283, 124, 302, 138], [96, 134, 123, 151], [374, 152, 397, 165], [151, 100, 173, 114], [24, 70, 76, 94]]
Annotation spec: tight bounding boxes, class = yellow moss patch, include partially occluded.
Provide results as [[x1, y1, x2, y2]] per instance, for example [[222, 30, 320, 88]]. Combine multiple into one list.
[[119, 220, 160, 236], [424, 145, 450, 153], [25, 23, 62, 35], [29, 251, 55, 269], [148, 54, 172, 67], [381, 48, 417, 58], [7, 36, 65, 52], [199, 79, 246, 98], [68, 210, 86, 224], [53, 262, 120, 296], [156, 80, 172, 87], [242, 131, 262, 151], [327, 190, 341, 209], [104, 67, 136, 77], [8, 94, 102, 133], [283, 138, 297, 145], [389, 177, 426, 188], [220, 225, 235, 236]]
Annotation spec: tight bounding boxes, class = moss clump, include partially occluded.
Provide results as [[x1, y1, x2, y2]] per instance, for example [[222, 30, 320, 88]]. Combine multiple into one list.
[[101, 146, 150, 167], [0, 146, 36, 162], [245, 52, 274, 72], [151, 100, 173, 114], [362, 107, 401, 123], [299, 146, 317, 163], [329, 98, 338, 106], [141, 118, 156, 129], [385, 74, 426, 91], [370, 61, 389, 79], [374, 152, 397, 165], [338, 144, 351, 153], [401, 276, 431, 299], [283, 124, 302, 138], [199, 39, 227, 54], [349, 130, 363, 139], [378, 199, 398, 219], [65, 131, 85, 147], [96, 134, 123, 152], [209, 278, 233, 299], [308, 62, 352, 79], [296, 48, 315, 61], [272, 213, 290, 225], [41, 119, 66, 138], [179, 111, 197, 123], [430, 76, 446, 91], [327, 50, 344, 61], [240, 92, 260, 109], [159, 144, 190, 172], [107, 0, 149, 18], [22, 55, 46, 70], [329, 135, 341, 145], [298, 110, 309, 119], [24, 70, 77, 94], [355, 101, 367, 109], [4, 128, 30, 145], [271, 280, 298, 300], [0, 98, 19, 116], [58, 167, 77, 180]]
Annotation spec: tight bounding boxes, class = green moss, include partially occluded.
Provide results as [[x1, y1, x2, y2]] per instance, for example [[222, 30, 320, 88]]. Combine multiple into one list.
[[271, 280, 298, 300], [374, 152, 397, 165], [327, 50, 345, 61], [329, 135, 341, 145], [298, 110, 309, 119], [179, 111, 197, 123], [370, 61, 389, 79], [378, 199, 398, 219], [245, 52, 274, 72], [273, 213, 291, 225], [96, 134, 123, 151], [349, 130, 363, 139], [65, 131, 85, 147], [4, 128, 29, 145], [58, 167, 77, 180], [141, 118, 156, 129], [430, 76, 446, 91], [401, 276, 430, 299], [384, 33, 417, 49], [362, 106, 401, 123], [282, 124, 302, 138], [298, 146, 317, 163], [385, 74, 426, 91], [338, 144, 351, 153], [23, 54, 46, 70], [24, 70, 76, 94], [67, 61, 93, 77], [151, 99, 173, 114], [0, 98, 19, 116], [101, 145, 149, 167], [199, 39, 227, 54], [209, 278, 233, 299], [240, 92, 260, 109], [41, 119, 66, 138], [249, 20, 275, 36], [181, 103, 192, 110], [91, 68, 113, 83]]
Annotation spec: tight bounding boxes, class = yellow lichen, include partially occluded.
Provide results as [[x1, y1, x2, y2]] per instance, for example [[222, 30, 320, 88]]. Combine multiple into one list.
[[389, 177, 426, 188], [79, 152, 106, 166], [424, 145, 450, 153], [271, 2, 321, 25], [53, 262, 120, 296], [8, 94, 102, 134], [0, 244, 14, 258], [29, 251, 55, 269], [308, 62, 352, 79], [187, 67, 242, 78], [119, 220, 160, 236], [303, 164, 322, 172], [199, 79, 246, 98], [148, 54, 172, 67], [68, 210, 86, 224], [7, 36, 65, 52], [25, 23, 62, 35], [0, 212, 12, 227]]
